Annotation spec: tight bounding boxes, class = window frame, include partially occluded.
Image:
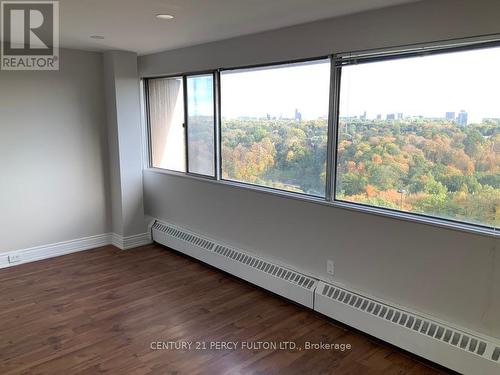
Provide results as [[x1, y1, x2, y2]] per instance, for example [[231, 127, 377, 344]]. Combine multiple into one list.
[[143, 39, 500, 237], [331, 41, 500, 232], [145, 71, 218, 179], [145, 75, 187, 173], [185, 72, 218, 178], [217, 56, 332, 199]]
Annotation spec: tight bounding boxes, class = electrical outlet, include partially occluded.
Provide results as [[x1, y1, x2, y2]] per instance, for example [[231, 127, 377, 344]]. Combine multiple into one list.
[[327, 260, 334, 275], [8, 254, 21, 264]]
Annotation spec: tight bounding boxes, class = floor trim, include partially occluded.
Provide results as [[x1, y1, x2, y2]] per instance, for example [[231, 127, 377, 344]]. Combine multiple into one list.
[[0, 232, 152, 269], [111, 232, 153, 250]]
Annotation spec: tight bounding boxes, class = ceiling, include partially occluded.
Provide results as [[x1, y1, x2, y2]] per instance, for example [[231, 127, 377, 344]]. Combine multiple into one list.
[[58, 0, 419, 55]]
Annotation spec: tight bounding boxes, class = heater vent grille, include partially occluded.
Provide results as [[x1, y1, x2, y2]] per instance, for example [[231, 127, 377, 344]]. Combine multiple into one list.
[[492, 347, 500, 362], [152, 222, 215, 251], [320, 284, 489, 358], [213, 244, 316, 290]]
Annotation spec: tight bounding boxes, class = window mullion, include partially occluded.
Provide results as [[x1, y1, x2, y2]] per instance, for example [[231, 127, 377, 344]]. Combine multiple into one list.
[[183, 76, 189, 173], [212, 72, 219, 179], [327, 56, 341, 202], [215, 70, 222, 181]]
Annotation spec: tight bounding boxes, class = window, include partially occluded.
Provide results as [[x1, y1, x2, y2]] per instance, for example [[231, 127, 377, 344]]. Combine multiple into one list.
[[187, 74, 216, 176], [145, 41, 499, 233], [335, 46, 500, 228], [148, 77, 185, 172], [220, 59, 330, 197], [147, 74, 216, 176]]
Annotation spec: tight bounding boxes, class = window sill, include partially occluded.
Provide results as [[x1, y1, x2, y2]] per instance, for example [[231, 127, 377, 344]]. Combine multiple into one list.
[[144, 167, 499, 239]]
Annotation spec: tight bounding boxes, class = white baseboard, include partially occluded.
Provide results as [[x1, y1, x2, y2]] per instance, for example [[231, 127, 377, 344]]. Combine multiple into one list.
[[111, 232, 152, 250], [0, 233, 111, 269], [0, 231, 152, 269]]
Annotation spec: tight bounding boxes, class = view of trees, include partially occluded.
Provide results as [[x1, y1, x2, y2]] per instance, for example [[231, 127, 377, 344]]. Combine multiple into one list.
[[221, 117, 499, 228], [187, 115, 215, 175], [337, 118, 499, 227], [187, 75, 215, 176], [222, 118, 327, 197]]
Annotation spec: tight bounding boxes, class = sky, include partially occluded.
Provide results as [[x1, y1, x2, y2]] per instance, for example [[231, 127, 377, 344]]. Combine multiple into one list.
[[221, 59, 330, 120], [187, 75, 214, 116], [220, 46, 500, 124]]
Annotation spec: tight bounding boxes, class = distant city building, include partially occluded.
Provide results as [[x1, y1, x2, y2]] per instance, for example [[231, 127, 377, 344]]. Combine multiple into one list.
[[457, 110, 468, 126], [445, 111, 455, 121], [397, 113, 403, 120], [360, 111, 367, 120], [376, 114, 382, 120], [294, 109, 302, 121], [340, 116, 361, 122], [386, 113, 396, 120]]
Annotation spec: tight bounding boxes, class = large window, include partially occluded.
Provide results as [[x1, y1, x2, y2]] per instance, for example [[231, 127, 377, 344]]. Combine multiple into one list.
[[335, 46, 500, 228], [146, 42, 499, 233], [148, 77, 185, 172], [220, 60, 330, 197]]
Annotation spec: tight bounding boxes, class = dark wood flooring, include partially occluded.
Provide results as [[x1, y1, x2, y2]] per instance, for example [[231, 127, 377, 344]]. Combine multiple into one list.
[[0, 244, 449, 375]]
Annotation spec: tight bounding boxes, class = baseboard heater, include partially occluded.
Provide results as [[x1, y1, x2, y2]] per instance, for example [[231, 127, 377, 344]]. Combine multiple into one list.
[[151, 220, 317, 308], [151, 219, 500, 375]]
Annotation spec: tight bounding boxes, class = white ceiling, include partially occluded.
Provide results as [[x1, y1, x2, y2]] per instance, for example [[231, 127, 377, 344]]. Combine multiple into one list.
[[59, 0, 419, 55]]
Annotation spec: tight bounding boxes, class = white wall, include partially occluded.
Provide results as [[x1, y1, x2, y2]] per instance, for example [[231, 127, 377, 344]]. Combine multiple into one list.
[[0, 49, 110, 252], [103, 51, 148, 237], [139, 0, 500, 339]]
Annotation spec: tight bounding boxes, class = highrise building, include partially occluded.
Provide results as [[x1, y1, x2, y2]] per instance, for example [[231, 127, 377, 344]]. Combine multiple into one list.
[[445, 111, 455, 121], [457, 110, 468, 125], [386, 113, 396, 120], [294, 108, 302, 121]]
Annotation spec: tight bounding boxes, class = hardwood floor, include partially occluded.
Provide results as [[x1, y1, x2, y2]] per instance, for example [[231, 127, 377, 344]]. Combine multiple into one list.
[[0, 244, 450, 375]]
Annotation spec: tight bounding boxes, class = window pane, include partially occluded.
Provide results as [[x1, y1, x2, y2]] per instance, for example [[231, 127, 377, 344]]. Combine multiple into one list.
[[187, 75, 215, 176], [148, 77, 185, 172], [221, 60, 330, 197], [336, 46, 500, 228]]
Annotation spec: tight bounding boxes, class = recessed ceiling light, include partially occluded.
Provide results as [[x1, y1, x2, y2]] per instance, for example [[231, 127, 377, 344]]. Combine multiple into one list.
[[156, 14, 174, 20], [90, 35, 105, 40]]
